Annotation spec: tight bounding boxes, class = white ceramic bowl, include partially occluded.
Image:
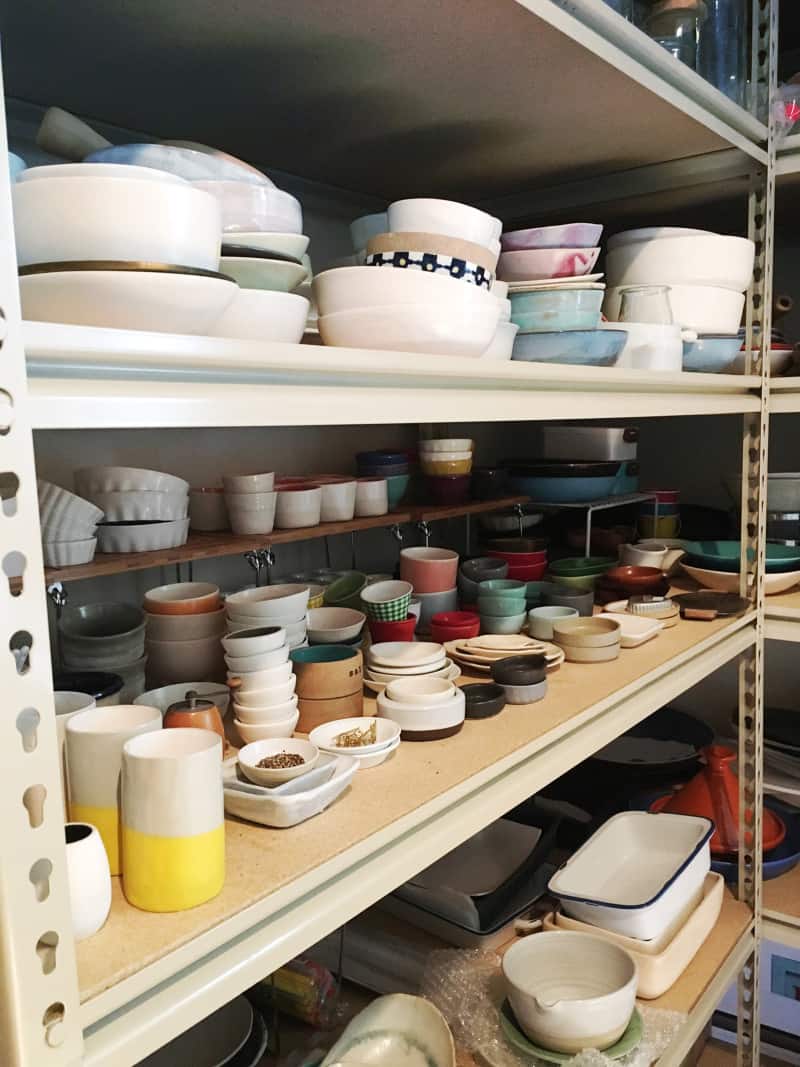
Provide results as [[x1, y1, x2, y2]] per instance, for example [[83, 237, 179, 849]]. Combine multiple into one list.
[[75, 467, 189, 495], [481, 320, 519, 360], [307, 607, 365, 643], [232, 676, 296, 708], [42, 538, 97, 567], [313, 264, 499, 316], [87, 489, 188, 523], [134, 682, 230, 716], [227, 659, 293, 690], [192, 180, 302, 233], [13, 175, 221, 269], [318, 479, 358, 522], [238, 737, 319, 786], [606, 233, 755, 292], [387, 198, 500, 246], [320, 301, 499, 357], [221, 626, 287, 657], [96, 518, 190, 554], [234, 711, 300, 744], [144, 608, 226, 642], [40, 516, 99, 542], [222, 232, 310, 258], [355, 478, 389, 517], [226, 584, 310, 620], [274, 486, 322, 529], [211, 289, 309, 341], [384, 675, 456, 705], [223, 472, 275, 494], [309, 715, 400, 755], [502, 931, 637, 1054], [38, 479, 104, 529], [376, 686, 465, 736], [603, 285, 745, 335], [418, 438, 473, 453], [227, 508, 276, 536], [20, 268, 238, 335], [233, 695, 298, 724], [224, 644, 290, 672], [223, 490, 277, 514]]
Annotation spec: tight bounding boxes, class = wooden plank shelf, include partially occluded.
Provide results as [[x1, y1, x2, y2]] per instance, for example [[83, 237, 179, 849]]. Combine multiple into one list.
[[44, 495, 530, 582]]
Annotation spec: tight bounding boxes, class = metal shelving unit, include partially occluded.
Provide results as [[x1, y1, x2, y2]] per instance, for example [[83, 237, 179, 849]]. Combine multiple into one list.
[[0, 0, 779, 1063]]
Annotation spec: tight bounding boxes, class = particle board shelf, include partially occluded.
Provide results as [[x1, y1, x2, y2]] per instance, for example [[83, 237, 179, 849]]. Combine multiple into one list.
[[762, 862, 800, 933], [764, 589, 800, 641], [42, 496, 529, 583], [766, 378, 800, 414], [23, 322, 763, 430], [77, 611, 755, 1066]]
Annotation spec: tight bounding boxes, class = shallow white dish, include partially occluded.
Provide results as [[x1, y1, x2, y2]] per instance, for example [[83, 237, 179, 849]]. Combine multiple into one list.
[[238, 737, 319, 786], [223, 752, 357, 828], [210, 289, 309, 342], [547, 810, 713, 942], [96, 517, 189, 553], [369, 641, 445, 668], [320, 993, 455, 1067], [88, 489, 188, 522], [680, 561, 800, 595], [595, 612, 663, 647], [385, 675, 456, 705], [310, 716, 400, 755], [307, 607, 365, 643], [218, 256, 307, 293], [75, 466, 189, 495], [13, 174, 221, 270], [363, 660, 461, 693], [20, 268, 238, 334], [222, 232, 310, 258], [42, 538, 96, 567], [365, 658, 448, 681], [234, 711, 300, 743], [226, 584, 310, 620], [319, 302, 498, 357]]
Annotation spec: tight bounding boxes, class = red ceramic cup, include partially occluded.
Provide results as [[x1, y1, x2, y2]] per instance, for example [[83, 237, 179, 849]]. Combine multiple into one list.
[[400, 547, 459, 594], [367, 614, 417, 643], [487, 549, 548, 566], [430, 610, 481, 643]]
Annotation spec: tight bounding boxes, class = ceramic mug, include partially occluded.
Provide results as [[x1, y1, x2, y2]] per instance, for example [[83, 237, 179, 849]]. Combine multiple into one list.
[[66, 704, 162, 874], [318, 478, 357, 522], [638, 514, 681, 539], [121, 727, 224, 912], [620, 542, 668, 569], [399, 547, 459, 594], [354, 477, 389, 517], [54, 690, 96, 816], [65, 822, 112, 941], [275, 485, 322, 529]]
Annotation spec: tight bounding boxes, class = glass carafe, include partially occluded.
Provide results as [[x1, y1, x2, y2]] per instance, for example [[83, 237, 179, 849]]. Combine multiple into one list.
[[618, 285, 674, 325]]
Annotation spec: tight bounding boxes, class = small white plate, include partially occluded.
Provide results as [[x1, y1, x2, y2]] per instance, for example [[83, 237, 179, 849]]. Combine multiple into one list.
[[363, 660, 461, 694], [222, 232, 310, 259], [368, 641, 444, 668], [507, 273, 604, 292], [596, 612, 662, 648], [309, 716, 400, 755], [339, 733, 401, 768]]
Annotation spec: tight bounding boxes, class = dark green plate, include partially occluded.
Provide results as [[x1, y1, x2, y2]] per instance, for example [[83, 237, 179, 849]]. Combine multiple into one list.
[[499, 1000, 642, 1064]]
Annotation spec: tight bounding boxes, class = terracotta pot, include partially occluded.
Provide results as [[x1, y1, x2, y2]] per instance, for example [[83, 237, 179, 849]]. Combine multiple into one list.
[[297, 690, 364, 733], [290, 646, 363, 699], [604, 565, 665, 593], [164, 689, 225, 741]]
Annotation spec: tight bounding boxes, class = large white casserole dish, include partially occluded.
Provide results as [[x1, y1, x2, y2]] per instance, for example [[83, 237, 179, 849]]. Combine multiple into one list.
[[13, 175, 221, 270], [547, 811, 713, 942], [606, 232, 755, 292]]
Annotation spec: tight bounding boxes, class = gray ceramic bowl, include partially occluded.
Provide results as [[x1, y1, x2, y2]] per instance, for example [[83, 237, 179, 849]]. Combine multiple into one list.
[[59, 603, 146, 664], [499, 677, 548, 704], [541, 583, 595, 617], [460, 556, 509, 583]]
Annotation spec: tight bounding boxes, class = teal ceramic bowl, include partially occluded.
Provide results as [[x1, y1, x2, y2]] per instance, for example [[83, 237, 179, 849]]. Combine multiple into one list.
[[290, 645, 357, 665], [479, 611, 528, 634], [478, 579, 527, 598], [386, 473, 410, 509], [548, 556, 616, 577], [478, 594, 527, 617], [324, 571, 367, 609], [510, 288, 603, 333], [681, 539, 800, 574], [525, 581, 549, 608]]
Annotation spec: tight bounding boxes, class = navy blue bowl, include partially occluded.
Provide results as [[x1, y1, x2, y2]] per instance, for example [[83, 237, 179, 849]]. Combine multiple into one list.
[[355, 450, 408, 466]]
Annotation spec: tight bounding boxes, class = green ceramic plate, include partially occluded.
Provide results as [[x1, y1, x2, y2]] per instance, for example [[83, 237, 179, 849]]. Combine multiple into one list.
[[499, 1000, 643, 1064], [548, 556, 616, 577]]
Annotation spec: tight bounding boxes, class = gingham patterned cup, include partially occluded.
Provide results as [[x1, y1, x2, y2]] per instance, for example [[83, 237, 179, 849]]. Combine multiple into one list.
[[360, 580, 413, 622]]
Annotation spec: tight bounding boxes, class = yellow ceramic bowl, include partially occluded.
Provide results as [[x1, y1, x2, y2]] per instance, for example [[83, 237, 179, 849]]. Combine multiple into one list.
[[420, 457, 473, 476], [638, 515, 680, 538]]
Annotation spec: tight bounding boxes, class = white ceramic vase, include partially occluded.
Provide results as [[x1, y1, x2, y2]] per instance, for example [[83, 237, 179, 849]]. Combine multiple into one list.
[[64, 822, 112, 941], [54, 690, 96, 816]]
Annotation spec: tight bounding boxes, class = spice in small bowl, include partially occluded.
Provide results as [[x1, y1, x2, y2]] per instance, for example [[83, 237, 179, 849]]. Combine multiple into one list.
[[238, 738, 319, 786], [257, 751, 305, 770]]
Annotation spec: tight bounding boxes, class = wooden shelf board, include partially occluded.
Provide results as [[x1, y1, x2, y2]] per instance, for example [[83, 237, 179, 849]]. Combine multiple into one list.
[[762, 862, 800, 926], [44, 496, 529, 582], [76, 610, 752, 1009]]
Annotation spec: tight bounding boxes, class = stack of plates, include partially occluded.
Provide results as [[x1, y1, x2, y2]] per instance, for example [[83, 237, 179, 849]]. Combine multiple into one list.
[[75, 466, 190, 554], [309, 716, 401, 769], [363, 641, 460, 694], [444, 634, 564, 674]]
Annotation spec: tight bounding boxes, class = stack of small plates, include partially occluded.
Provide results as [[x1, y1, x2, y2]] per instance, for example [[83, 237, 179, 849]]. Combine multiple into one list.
[[444, 634, 564, 673], [309, 716, 401, 768], [363, 641, 461, 694]]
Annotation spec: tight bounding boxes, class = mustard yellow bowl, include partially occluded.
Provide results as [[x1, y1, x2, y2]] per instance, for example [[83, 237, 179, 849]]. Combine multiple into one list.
[[421, 457, 473, 476]]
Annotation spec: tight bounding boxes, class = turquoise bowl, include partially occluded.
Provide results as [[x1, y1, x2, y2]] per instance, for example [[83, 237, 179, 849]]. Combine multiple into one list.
[[480, 612, 528, 634], [512, 329, 626, 366], [478, 594, 527, 617], [386, 473, 410, 509], [682, 335, 741, 373], [478, 579, 527, 598], [510, 288, 603, 333]]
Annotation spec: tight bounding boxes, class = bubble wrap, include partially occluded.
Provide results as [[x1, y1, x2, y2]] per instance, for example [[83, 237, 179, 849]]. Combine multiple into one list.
[[421, 949, 687, 1067]]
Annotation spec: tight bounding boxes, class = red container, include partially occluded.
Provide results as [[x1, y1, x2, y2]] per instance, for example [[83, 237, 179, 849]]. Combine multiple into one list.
[[367, 614, 417, 643], [506, 562, 548, 581], [488, 549, 548, 566], [430, 611, 481, 643], [642, 488, 680, 504], [426, 475, 471, 505]]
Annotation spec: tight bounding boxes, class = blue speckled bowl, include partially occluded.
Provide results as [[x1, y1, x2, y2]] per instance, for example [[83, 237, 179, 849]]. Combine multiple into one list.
[[510, 288, 603, 332], [682, 335, 741, 373], [512, 329, 626, 366]]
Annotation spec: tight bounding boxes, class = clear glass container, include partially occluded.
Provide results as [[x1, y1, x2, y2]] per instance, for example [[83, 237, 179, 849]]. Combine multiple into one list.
[[604, 0, 635, 19], [619, 285, 674, 325], [645, 0, 707, 71], [697, 0, 749, 108]]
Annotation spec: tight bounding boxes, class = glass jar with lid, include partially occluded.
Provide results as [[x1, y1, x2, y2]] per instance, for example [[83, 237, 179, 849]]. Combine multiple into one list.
[[645, 0, 707, 71]]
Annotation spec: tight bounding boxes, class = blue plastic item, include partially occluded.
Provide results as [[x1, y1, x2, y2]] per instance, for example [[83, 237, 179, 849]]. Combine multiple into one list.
[[512, 329, 626, 366], [510, 460, 634, 503], [682, 335, 742, 373], [510, 289, 603, 333]]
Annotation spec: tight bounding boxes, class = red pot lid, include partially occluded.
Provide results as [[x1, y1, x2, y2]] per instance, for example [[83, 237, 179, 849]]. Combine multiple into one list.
[[650, 744, 785, 855]]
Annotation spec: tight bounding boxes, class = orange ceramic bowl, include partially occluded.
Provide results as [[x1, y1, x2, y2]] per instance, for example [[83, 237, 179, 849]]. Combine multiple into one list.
[[143, 581, 221, 616]]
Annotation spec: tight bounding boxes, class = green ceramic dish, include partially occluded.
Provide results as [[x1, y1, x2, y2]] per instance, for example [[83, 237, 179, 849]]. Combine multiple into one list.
[[386, 473, 410, 509], [548, 556, 616, 577], [477, 579, 528, 598], [499, 1000, 643, 1064], [545, 572, 598, 591], [323, 571, 367, 609], [681, 539, 800, 574], [478, 594, 527, 617]]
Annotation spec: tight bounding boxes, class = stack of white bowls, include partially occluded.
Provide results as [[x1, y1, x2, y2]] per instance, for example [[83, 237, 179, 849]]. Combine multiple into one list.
[[58, 602, 147, 701], [75, 466, 190, 554], [376, 674, 466, 740], [38, 479, 103, 567], [603, 227, 756, 335], [14, 162, 240, 334], [222, 625, 297, 744], [363, 640, 459, 693], [143, 582, 226, 686], [315, 198, 504, 358], [224, 583, 310, 649], [223, 472, 276, 535]]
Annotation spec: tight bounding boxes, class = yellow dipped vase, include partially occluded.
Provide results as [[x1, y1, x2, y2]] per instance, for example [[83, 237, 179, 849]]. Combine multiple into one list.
[[121, 728, 224, 912]]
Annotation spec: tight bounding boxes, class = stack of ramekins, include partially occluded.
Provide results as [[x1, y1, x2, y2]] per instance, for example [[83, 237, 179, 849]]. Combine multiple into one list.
[[143, 582, 226, 686], [419, 438, 473, 505], [224, 584, 310, 649], [639, 488, 680, 540], [478, 579, 528, 635], [399, 547, 460, 634], [38, 479, 103, 568], [223, 626, 297, 744], [76, 466, 190, 554], [223, 471, 276, 535]]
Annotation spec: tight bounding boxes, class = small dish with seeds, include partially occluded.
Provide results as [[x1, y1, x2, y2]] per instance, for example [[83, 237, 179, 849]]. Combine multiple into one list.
[[238, 737, 319, 787]]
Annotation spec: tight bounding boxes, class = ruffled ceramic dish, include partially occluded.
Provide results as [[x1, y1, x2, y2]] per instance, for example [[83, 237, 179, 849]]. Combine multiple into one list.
[[222, 753, 356, 828]]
